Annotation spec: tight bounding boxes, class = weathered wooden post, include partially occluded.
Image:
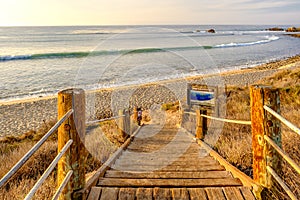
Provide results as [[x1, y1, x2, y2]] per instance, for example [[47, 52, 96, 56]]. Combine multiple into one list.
[[187, 83, 192, 110], [133, 107, 138, 123], [196, 109, 207, 140], [57, 88, 86, 200], [124, 109, 131, 135], [250, 85, 281, 189], [118, 109, 126, 138]]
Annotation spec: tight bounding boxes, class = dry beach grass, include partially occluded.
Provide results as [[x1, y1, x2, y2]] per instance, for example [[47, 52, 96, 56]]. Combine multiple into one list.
[[0, 55, 299, 199], [208, 68, 300, 199]]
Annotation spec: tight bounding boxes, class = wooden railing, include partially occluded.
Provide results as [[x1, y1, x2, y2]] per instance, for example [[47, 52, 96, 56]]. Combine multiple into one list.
[[0, 88, 132, 200], [0, 107, 74, 199], [250, 85, 300, 200], [251, 85, 299, 200], [185, 85, 300, 200], [1, 85, 299, 199]]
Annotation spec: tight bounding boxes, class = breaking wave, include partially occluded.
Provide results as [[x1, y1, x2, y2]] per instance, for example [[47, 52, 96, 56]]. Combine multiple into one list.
[[214, 35, 279, 48], [0, 36, 279, 62]]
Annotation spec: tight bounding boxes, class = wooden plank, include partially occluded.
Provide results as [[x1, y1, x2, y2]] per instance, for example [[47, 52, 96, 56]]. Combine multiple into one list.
[[115, 156, 214, 162], [87, 187, 101, 200], [114, 161, 219, 168], [97, 178, 242, 187], [117, 151, 211, 159], [117, 156, 212, 162], [205, 188, 226, 200], [240, 187, 256, 200], [114, 158, 218, 166], [171, 188, 189, 200], [122, 151, 211, 158], [189, 188, 208, 200], [130, 137, 177, 143], [188, 188, 208, 200], [121, 151, 208, 157], [128, 140, 196, 145], [136, 188, 153, 200], [222, 187, 244, 200], [123, 148, 204, 153], [170, 160, 217, 165], [119, 188, 136, 200], [153, 188, 171, 200], [79, 126, 142, 199], [195, 139, 258, 189], [111, 164, 225, 172], [99, 187, 119, 200], [104, 171, 232, 179]]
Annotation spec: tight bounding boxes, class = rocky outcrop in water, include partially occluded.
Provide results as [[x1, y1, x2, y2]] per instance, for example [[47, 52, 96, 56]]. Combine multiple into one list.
[[207, 29, 215, 33], [286, 27, 300, 32], [266, 27, 284, 31]]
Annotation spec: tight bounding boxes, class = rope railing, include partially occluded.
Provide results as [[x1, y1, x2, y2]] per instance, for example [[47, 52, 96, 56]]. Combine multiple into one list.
[[183, 110, 251, 140], [185, 85, 299, 200], [25, 139, 73, 200], [184, 111, 196, 116], [0, 109, 74, 188], [200, 114, 251, 125], [86, 115, 126, 125], [264, 105, 300, 136]]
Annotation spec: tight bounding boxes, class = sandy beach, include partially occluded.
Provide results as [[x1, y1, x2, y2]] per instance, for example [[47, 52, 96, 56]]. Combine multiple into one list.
[[1, 55, 299, 137]]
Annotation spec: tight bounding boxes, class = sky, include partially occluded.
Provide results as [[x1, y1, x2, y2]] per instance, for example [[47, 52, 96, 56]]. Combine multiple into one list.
[[0, 0, 299, 26]]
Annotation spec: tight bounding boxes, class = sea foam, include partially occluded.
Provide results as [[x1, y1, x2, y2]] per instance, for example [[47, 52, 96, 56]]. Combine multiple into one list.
[[214, 35, 279, 48]]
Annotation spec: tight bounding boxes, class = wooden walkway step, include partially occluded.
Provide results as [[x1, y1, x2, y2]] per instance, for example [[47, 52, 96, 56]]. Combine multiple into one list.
[[88, 187, 255, 200], [87, 124, 256, 200], [97, 178, 243, 187]]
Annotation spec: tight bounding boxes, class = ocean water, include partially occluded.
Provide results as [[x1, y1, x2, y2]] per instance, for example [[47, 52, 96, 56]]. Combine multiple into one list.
[[0, 25, 300, 102]]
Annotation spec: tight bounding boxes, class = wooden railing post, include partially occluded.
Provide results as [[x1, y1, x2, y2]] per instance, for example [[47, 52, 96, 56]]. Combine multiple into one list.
[[187, 83, 192, 110], [119, 109, 126, 138], [250, 85, 281, 189], [57, 89, 86, 200], [124, 109, 131, 135], [196, 109, 207, 140], [133, 107, 138, 123]]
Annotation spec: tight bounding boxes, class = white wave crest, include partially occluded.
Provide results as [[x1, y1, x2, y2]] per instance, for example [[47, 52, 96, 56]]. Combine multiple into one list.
[[214, 35, 279, 48], [0, 55, 32, 61]]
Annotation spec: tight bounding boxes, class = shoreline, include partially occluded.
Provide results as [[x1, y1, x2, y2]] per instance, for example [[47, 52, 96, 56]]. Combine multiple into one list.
[[1, 54, 300, 106], [0, 55, 300, 137]]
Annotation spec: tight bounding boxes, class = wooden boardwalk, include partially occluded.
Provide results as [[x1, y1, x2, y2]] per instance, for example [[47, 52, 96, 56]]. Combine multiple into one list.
[[87, 124, 256, 200]]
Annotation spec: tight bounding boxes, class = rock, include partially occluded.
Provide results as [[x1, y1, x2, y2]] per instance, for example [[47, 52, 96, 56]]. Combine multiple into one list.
[[286, 27, 300, 32], [266, 27, 284, 31], [287, 34, 300, 38], [207, 29, 215, 33]]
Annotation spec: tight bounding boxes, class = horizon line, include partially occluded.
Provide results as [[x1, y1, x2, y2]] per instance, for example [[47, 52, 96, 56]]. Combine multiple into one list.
[[0, 23, 298, 28]]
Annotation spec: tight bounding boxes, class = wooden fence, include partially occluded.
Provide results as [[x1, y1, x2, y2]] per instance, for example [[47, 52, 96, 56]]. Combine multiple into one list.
[[0, 88, 131, 200], [187, 85, 300, 200], [251, 86, 299, 200]]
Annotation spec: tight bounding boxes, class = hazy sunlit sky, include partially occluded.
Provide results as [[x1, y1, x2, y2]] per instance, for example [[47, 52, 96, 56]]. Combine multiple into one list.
[[0, 0, 299, 26]]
